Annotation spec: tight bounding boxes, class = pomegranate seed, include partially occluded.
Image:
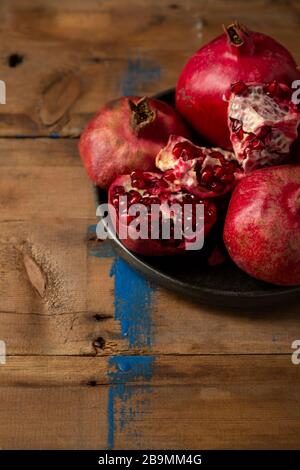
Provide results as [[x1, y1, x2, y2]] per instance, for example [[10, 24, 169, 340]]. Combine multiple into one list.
[[157, 179, 169, 188], [210, 181, 225, 193], [153, 198, 162, 205], [213, 165, 224, 179], [277, 84, 292, 100], [195, 148, 204, 159], [181, 149, 193, 161], [231, 118, 242, 133], [231, 81, 248, 95], [221, 162, 235, 174], [210, 151, 224, 161], [112, 195, 120, 208], [237, 128, 244, 140], [113, 185, 125, 195], [201, 169, 214, 186], [142, 196, 156, 207], [123, 214, 135, 224], [172, 142, 185, 159], [249, 137, 264, 150], [131, 178, 146, 189], [130, 169, 144, 179], [264, 80, 278, 97], [164, 170, 176, 182], [128, 190, 142, 205], [220, 173, 235, 184]]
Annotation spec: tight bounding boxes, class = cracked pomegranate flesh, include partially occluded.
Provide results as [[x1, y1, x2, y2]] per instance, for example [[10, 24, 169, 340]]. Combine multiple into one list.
[[156, 135, 241, 199], [228, 81, 300, 172], [224, 165, 300, 286], [79, 96, 190, 189], [108, 171, 217, 256]]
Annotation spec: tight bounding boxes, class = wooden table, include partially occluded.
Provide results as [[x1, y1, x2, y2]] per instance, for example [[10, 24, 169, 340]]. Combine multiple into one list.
[[0, 0, 300, 450]]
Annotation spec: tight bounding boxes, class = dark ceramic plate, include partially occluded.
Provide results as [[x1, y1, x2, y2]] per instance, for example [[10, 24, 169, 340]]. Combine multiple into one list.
[[95, 89, 300, 308]]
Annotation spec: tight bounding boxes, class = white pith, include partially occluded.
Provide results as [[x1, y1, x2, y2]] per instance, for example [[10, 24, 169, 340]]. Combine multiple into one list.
[[156, 136, 235, 189], [228, 85, 300, 171]]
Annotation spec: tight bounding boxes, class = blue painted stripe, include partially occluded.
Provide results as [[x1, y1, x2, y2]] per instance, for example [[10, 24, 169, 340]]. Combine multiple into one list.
[[88, 224, 116, 258], [110, 257, 155, 348], [107, 356, 155, 449], [88, 225, 156, 449]]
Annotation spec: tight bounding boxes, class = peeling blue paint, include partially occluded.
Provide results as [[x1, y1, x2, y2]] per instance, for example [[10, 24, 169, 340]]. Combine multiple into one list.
[[87, 225, 156, 449], [120, 58, 161, 96], [110, 257, 155, 348], [90, 242, 116, 258], [88, 224, 116, 258], [107, 356, 155, 449]]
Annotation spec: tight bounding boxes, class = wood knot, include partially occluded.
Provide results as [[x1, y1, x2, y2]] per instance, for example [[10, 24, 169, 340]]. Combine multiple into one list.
[[22, 252, 47, 298], [40, 73, 81, 127]]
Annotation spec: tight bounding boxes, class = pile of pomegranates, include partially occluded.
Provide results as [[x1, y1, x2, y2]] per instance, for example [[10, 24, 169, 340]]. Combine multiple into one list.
[[79, 22, 300, 287]]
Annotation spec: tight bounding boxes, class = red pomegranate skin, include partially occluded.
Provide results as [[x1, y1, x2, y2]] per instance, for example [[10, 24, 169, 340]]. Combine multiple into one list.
[[224, 165, 300, 286], [79, 96, 190, 189], [176, 23, 300, 149]]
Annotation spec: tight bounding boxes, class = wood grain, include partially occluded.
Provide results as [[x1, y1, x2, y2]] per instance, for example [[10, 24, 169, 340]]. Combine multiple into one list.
[[0, 0, 300, 136], [0, 0, 300, 451], [0, 355, 299, 449]]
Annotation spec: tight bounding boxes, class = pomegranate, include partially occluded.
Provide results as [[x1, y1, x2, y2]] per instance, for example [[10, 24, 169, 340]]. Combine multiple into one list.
[[228, 81, 300, 172], [108, 171, 217, 256], [176, 22, 300, 149], [155, 135, 240, 199], [223, 165, 300, 286], [79, 96, 190, 189]]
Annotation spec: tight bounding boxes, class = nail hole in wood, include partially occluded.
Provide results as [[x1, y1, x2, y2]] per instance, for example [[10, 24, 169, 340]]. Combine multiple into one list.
[[87, 380, 97, 387], [8, 53, 24, 68], [93, 337, 106, 349], [94, 314, 103, 322]]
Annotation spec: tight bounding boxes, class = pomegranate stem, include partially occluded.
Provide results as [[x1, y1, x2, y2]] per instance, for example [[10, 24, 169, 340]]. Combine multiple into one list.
[[128, 97, 156, 132], [224, 22, 255, 56]]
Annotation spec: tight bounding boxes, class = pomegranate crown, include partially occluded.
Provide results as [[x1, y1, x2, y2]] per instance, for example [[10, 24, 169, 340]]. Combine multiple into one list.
[[223, 21, 255, 55], [128, 97, 156, 132]]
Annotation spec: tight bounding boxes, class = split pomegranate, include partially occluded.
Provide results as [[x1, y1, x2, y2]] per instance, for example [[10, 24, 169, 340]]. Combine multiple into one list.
[[79, 96, 190, 189], [228, 81, 300, 172], [156, 135, 240, 199], [176, 22, 300, 149], [223, 165, 300, 286], [108, 171, 217, 256]]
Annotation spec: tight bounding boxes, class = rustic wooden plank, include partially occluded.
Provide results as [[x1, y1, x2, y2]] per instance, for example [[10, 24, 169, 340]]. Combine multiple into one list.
[[0, 385, 108, 449], [0, 355, 299, 449], [0, 138, 81, 167], [1, 354, 298, 387], [0, 0, 299, 136]]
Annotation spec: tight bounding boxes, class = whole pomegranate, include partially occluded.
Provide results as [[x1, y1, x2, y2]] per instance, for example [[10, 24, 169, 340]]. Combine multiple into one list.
[[156, 135, 241, 199], [224, 165, 300, 286], [79, 96, 190, 189], [108, 171, 217, 256], [176, 22, 300, 149]]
